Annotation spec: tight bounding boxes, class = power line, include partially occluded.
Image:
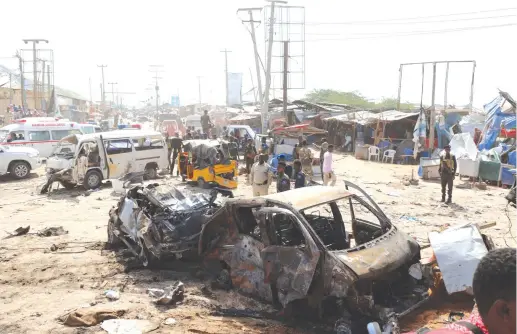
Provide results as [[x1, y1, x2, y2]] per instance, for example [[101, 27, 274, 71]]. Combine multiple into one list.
[[306, 23, 517, 41], [306, 7, 517, 25], [306, 14, 516, 28]]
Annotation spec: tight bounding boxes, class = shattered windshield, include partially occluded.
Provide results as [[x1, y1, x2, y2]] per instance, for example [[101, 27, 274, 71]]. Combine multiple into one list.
[[145, 185, 211, 211]]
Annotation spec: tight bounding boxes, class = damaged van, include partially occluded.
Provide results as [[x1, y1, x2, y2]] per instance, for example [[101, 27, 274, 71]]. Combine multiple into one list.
[[199, 181, 430, 331], [42, 130, 169, 192]]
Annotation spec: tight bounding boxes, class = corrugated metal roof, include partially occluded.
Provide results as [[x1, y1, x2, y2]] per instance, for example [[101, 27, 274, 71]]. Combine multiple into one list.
[[324, 110, 418, 125]]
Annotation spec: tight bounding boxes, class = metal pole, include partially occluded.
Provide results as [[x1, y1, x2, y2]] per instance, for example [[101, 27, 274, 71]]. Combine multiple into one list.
[[47, 64, 50, 101], [97, 65, 107, 109], [444, 62, 450, 113], [261, 1, 277, 134], [429, 62, 437, 154], [248, 10, 264, 106], [89, 77, 92, 104], [197, 76, 202, 104], [249, 67, 258, 105], [420, 64, 425, 109], [108, 82, 117, 108], [469, 61, 476, 112], [41, 61, 45, 109], [220, 49, 231, 106], [396, 64, 403, 110], [32, 43, 37, 110], [17, 53, 26, 110], [282, 41, 288, 120]]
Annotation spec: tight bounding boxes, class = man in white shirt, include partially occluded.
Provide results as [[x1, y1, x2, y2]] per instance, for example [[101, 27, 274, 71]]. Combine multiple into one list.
[[323, 144, 336, 186], [249, 154, 272, 196]]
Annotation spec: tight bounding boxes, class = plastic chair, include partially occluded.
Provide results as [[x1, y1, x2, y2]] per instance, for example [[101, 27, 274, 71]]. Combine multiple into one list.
[[368, 146, 380, 161], [382, 149, 396, 163], [402, 148, 414, 164]]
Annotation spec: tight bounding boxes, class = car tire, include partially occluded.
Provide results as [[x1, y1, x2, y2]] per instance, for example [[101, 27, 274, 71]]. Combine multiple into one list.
[[59, 180, 76, 190], [10, 161, 30, 179], [107, 216, 123, 248], [84, 170, 103, 190], [144, 166, 158, 180], [197, 177, 210, 189]]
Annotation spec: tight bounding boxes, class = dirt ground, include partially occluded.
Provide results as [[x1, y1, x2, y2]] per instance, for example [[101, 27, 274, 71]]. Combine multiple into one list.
[[0, 152, 515, 334]]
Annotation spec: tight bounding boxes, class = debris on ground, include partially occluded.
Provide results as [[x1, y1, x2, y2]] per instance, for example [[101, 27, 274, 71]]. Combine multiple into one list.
[[38, 226, 68, 237], [164, 318, 177, 325], [101, 319, 159, 334], [428, 223, 494, 294], [59, 306, 126, 327], [4, 226, 30, 238], [475, 182, 487, 190], [147, 281, 185, 305], [104, 289, 120, 300]]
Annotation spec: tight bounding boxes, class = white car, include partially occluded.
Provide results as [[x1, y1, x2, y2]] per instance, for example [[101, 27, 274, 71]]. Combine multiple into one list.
[[0, 145, 42, 179]]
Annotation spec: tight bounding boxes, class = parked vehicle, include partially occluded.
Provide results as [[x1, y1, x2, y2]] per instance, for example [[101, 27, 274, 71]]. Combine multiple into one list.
[[185, 115, 203, 133], [0, 118, 82, 158], [0, 145, 42, 179], [199, 181, 430, 331], [42, 130, 169, 192], [107, 184, 232, 266], [179, 139, 238, 189]]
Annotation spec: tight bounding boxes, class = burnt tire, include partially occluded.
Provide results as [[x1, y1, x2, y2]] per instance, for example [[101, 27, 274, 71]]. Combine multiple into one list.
[[10, 161, 30, 179], [59, 180, 76, 190], [144, 166, 158, 180], [84, 170, 103, 190], [107, 215, 123, 248]]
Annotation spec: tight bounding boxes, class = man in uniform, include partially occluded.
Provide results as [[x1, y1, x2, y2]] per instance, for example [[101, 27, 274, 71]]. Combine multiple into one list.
[[298, 140, 314, 182], [249, 153, 272, 197], [317, 138, 328, 178], [439, 144, 457, 204], [293, 160, 306, 189], [201, 110, 212, 139], [276, 161, 291, 193]]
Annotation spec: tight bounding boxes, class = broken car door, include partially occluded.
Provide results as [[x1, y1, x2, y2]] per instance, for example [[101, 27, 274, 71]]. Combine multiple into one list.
[[257, 207, 321, 307], [103, 139, 135, 178]]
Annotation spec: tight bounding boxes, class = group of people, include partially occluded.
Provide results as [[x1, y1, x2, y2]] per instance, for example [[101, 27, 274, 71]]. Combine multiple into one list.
[[248, 136, 337, 197]]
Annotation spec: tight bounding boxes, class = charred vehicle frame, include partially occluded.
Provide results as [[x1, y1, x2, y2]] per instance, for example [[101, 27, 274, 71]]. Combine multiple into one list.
[[108, 183, 232, 266], [198, 181, 430, 331]]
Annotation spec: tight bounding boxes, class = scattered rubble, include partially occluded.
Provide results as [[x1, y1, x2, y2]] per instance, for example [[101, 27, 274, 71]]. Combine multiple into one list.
[[147, 281, 185, 305], [59, 306, 126, 327], [101, 319, 159, 334], [38, 226, 68, 237]]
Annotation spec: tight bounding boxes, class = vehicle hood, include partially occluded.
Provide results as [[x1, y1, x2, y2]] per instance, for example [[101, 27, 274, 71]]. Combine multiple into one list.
[[332, 228, 420, 279], [3, 146, 39, 155]]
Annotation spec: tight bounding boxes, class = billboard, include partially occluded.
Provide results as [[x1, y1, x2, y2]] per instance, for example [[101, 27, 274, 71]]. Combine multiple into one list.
[[227, 73, 243, 106], [171, 95, 180, 107]]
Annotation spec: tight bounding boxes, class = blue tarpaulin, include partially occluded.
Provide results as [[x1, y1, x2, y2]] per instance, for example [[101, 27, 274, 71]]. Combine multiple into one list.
[[502, 116, 516, 129], [478, 95, 516, 151]]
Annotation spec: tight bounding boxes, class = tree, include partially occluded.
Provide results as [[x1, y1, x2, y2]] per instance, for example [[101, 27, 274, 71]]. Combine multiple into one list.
[[304, 89, 413, 110]]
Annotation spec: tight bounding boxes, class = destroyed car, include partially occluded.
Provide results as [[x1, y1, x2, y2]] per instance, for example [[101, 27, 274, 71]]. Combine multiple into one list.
[[108, 183, 232, 266], [199, 181, 430, 331]]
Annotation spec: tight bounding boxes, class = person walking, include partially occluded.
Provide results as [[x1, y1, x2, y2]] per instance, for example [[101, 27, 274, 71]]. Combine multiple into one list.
[[293, 160, 306, 189], [298, 140, 314, 182], [276, 161, 291, 193], [201, 110, 212, 139], [249, 154, 272, 197], [244, 139, 257, 174], [169, 133, 183, 176], [323, 144, 337, 186], [439, 144, 457, 203], [317, 138, 328, 179]]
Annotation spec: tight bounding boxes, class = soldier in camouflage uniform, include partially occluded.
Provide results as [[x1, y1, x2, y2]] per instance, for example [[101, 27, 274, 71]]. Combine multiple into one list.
[[298, 140, 313, 182]]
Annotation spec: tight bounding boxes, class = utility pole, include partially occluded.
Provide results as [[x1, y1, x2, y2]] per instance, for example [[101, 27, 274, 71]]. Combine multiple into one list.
[[429, 62, 437, 155], [237, 7, 264, 107], [196, 76, 202, 105], [15, 52, 26, 110], [149, 65, 164, 114], [282, 41, 288, 120], [22, 39, 49, 110], [261, 0, 287, 134], [47, 64, 50, 101], [249, 68, 258, 105], [89, 77, 93, 105], [108, 82, 118, 108], [220, 49, 232, 106], [97, 65, 107, 109]]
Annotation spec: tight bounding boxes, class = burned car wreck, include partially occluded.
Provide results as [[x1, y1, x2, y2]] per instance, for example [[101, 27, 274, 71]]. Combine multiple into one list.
[[199, 181, 430, 332], [108, 183, 232, 266]]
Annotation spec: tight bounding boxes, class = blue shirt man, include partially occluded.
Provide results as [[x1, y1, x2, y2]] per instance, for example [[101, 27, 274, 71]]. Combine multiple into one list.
[[293, 160, 306, 188], [276, 161, 291, 193]]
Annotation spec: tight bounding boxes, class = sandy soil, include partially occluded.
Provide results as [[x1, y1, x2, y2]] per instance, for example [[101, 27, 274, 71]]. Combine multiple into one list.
[[0, 152, 514, 334]]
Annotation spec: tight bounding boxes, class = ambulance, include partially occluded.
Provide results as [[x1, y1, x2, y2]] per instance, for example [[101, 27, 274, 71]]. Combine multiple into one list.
[[0, 118, 83, 158]]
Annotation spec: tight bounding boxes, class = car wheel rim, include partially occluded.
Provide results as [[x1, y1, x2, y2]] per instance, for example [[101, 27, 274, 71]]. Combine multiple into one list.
[[15, 165, 28, 177], [88, 174, 99, 187]]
